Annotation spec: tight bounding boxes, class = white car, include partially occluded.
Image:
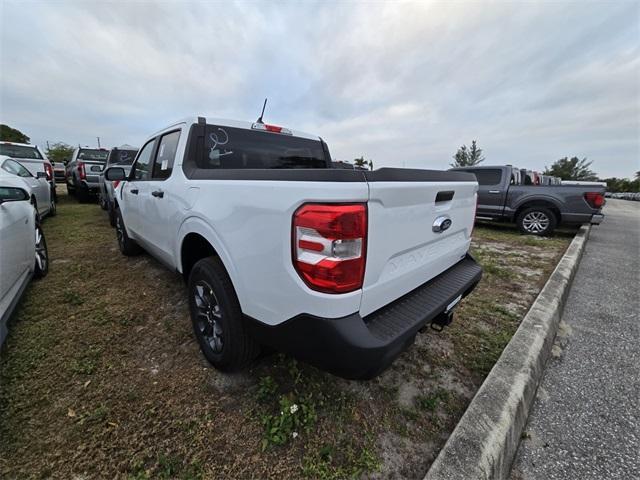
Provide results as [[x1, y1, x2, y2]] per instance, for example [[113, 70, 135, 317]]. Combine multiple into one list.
[[0, 176, 48, 346], [105, 116, 481, 379], [0, 156, 55, 218]]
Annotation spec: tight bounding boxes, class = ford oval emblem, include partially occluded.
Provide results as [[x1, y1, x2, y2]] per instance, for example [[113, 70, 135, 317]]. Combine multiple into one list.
[[433, 216, 452, 233]]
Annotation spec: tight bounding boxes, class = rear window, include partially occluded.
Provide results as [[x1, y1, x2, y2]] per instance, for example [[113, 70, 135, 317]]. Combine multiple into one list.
[[0, 143, 42, 159], [78, 149, 109, 161], [196, 125, 329, 169], [468, 169, 502, 186], [108, 149, 138, 166]]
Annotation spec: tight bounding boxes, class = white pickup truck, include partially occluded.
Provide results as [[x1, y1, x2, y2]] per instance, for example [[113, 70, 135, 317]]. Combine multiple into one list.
[[105, 117, 482, 379]]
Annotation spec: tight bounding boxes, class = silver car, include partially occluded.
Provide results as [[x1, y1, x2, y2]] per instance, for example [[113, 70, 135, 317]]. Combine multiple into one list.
[[98, 145, 138, 226]]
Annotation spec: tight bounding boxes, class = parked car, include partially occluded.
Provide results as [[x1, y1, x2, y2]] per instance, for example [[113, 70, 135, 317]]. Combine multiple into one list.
[[104, 116, 482, 379], [1, 156, 55, 218], [98, 145, 138, 226], [65, 147, 109, 201], [452, 165, 605, 235], [0, 176, 48, 347], [53, 162, 66, 183], [0, 141, 56, 200]]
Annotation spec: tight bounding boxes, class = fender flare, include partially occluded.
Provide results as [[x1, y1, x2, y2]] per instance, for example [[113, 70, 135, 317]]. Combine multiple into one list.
[[176, 215, 242, 299]]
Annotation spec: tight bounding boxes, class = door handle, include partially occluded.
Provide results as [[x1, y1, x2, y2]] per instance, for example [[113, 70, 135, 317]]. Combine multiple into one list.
[[130, 189, 139, 195], [151, 190, 164, 198], [488, 190, 501, 194]]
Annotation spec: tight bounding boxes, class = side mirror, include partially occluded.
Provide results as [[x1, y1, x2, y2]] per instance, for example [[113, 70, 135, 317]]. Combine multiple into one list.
[[105, 167, 126, 181], [37, 171, 47, 179], [0, 186, 29, 205]]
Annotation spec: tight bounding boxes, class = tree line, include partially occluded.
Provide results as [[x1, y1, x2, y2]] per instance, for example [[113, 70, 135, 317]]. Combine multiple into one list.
[[2, 124, 637, 191], [451, 139, 639, 192]]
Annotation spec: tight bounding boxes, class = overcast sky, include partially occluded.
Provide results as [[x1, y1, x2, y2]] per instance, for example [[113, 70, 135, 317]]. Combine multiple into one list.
[[1, 0, 638, 178]]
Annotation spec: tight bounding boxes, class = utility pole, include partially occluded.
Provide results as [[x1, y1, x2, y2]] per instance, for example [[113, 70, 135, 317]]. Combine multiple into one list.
[[46, 140, 50, 150], [97, 137, 101, 148]]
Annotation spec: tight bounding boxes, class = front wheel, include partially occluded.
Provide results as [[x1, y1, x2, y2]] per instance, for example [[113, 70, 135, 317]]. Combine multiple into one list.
[[188, 257, 259, 371], [115, 208, 142, 256], [34, 222, 49, 278], [516, 207, 557, 236]]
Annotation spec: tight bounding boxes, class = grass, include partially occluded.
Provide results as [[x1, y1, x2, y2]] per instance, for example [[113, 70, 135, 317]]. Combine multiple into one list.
[[0, 190, 572, 479]]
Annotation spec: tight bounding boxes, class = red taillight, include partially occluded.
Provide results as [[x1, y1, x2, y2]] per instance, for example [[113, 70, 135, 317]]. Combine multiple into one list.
[[78, 161, 86, 180], [292, 203, 367, 294], [584, 192, 605, 209], [113, 180, 121, 189], [44, 163, 53, 181]]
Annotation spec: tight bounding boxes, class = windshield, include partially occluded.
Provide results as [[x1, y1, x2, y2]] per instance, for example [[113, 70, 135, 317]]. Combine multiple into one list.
[[78, 149, 109, 161], [196, 125, 329, 169], [108, 149, 138, 166], [0, 144, 43, 159]]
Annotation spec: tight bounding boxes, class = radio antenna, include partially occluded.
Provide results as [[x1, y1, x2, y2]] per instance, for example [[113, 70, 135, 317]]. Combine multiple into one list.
[[256, 98, 268, 124]]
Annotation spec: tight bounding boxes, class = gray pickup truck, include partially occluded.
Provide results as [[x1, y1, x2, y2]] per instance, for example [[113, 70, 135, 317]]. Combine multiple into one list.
[[98, 145, 138, 226], [66, 147, 110, 201], [451, 165, 605, 235]]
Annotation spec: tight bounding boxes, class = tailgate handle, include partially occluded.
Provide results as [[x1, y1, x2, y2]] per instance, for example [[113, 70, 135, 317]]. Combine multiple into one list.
[[435, 191, 455, 203]]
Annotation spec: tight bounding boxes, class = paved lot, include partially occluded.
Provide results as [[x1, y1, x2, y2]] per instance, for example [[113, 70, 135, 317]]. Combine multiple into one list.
[[511, 199, 640, 480]]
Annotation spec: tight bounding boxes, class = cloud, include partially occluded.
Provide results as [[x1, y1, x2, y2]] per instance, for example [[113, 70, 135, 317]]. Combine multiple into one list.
[[1, 0, 638, 177]]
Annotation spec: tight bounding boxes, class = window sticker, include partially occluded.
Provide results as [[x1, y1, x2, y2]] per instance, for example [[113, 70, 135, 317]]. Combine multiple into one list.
[[161, 159, 168, 170], [159, 144, 165, 157]]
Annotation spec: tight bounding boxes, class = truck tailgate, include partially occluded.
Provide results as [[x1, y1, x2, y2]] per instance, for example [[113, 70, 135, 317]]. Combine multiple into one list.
[[360, 169, 478, 317]]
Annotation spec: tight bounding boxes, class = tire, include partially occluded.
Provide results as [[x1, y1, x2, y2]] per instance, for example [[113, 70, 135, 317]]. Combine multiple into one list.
[[48, 196, 57, 217], [188, 256, 259, 371], [77, 186, 89, 203], [67, 184, 75, 196], [516, 206, 557, 236], [99, 192, 108, 210], [115, 208, 142, 256], [108, 202, 117, 228], [34, 222, 49, 279]]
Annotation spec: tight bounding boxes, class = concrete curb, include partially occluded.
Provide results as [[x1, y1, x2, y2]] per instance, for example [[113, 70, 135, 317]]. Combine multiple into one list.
[[425, 225, 592, 480]]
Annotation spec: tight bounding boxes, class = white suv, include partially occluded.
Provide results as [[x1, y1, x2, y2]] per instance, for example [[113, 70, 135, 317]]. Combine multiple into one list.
[[105, 117, 482, 378]]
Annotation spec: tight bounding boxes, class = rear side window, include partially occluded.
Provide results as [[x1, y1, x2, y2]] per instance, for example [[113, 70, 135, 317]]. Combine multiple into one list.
[[0, 144, 42, 159], [132, 140, 156, 181], [196, 125, 328, 169], [469, 169, 502, 186], [152, 131, 180, 179]]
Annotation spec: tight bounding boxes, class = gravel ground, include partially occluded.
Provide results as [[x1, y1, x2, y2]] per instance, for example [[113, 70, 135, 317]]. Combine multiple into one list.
[[511, 199, 640, 480]]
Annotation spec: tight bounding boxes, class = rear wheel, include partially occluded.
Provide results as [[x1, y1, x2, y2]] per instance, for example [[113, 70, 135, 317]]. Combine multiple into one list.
[[516, 206, 557, 236], [99, 192, 108, 210], [188, 256, 259, 371], [34, 222, 48, 278], [115, 208, 142, 256], [48, 196, 57, 217]]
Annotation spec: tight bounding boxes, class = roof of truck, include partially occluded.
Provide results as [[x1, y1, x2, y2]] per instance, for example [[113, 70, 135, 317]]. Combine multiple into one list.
[[153, 116, 321, 141]]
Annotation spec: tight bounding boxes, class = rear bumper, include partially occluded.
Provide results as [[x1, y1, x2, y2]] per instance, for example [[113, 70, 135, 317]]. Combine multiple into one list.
[[246, 254, 482, 379]]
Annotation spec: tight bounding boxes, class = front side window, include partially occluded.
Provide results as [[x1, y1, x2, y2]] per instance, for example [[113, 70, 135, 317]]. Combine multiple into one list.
[[152, 131, 180, 179], [0, 144, 42, 159], [196, 125, 328, 169], [1, 159, 32, 177], [132, 140, 156, 181]]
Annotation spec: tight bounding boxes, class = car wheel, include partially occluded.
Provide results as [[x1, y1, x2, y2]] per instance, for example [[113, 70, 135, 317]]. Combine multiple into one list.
[[34, 222, 49, 279], [99, 193, 108, 210], [517, 207, 557, 236], [188, 256, 259, 371], [108, 202, 117, 228], [77, 186, 89, 203], [115, 208, 142, 256], [67, 184, 75, 196], [48, 197, 57, 217]]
